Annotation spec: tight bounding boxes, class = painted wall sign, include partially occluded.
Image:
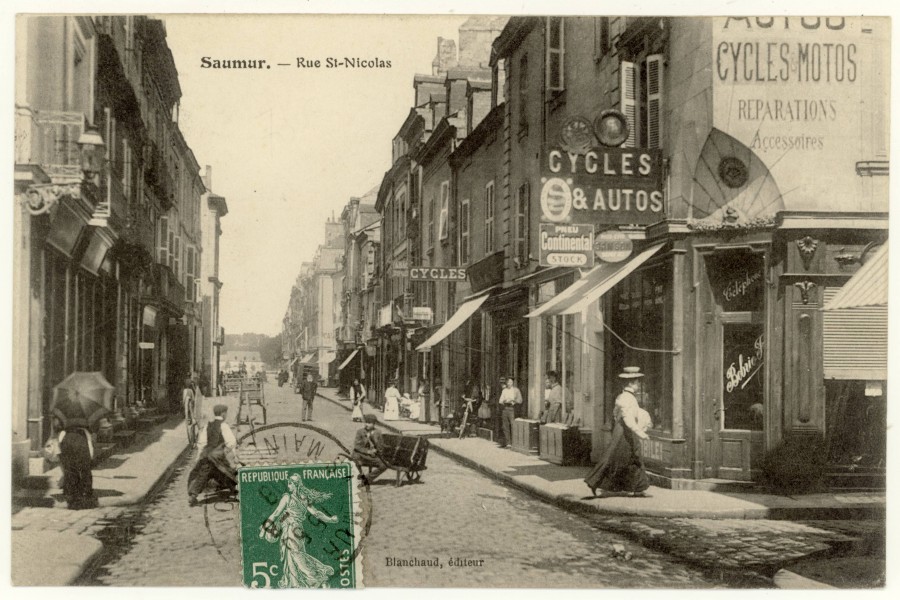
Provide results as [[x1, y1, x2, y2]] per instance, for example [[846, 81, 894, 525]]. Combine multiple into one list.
[[540, 147, 665, 225], [409, 267, 467, 281], [712, 16, 889, 213], [539, 223, 595, 268], [411, 306, 434, 322]]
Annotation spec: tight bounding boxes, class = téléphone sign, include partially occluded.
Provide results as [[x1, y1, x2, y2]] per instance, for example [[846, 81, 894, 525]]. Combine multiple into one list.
[[539, 146, 665, 226], [539, 224, 595, 268]]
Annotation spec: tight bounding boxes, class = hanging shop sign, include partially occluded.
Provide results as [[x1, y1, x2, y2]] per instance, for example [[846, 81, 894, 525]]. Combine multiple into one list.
[[539, 223, 595, 268], [540, 146, 665, 225], [411, 307, 434, 323], [409, 267, 467, 281], [392, 259, 409, 278], [379, 304, 393, 327], [594, 229, 634, 263]]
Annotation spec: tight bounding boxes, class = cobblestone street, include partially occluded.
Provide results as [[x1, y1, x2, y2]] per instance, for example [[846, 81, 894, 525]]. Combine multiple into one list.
[[83, 383, 719, 587]]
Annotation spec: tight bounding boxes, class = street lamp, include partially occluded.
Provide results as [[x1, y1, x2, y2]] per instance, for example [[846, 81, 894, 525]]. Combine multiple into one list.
[[23, 121, 106, 216]]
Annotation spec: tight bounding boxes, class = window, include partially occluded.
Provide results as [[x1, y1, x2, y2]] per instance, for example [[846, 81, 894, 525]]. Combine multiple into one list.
[[438, 181, 450, 241], [621, 54, 664, 148], [594, 17, 611, 59], [514, 182, 530, 265], [426, 195, 434, 252], [546, 17, 565, 93], [459, 198, 470, 264], [158, 216, 168, 264], [173, 234, 180, 277], [518, 54, 528, 130], [122, 139, 132, 200], [484, 180, 495, 254]]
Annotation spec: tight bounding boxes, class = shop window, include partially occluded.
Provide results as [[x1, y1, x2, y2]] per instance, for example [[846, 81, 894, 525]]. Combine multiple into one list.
[[620, 54, 664, 149], [607, 261, 672, 431], [824, 380, 886, 469], [721, 322, 765, 431]]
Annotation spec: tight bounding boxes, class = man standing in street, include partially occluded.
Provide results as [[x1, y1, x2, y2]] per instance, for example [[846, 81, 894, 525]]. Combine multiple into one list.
[[352, 414, 388, 485], [301, 372, 318, 421], [543, 370, 563, 423], [498, 376, 523, 449]]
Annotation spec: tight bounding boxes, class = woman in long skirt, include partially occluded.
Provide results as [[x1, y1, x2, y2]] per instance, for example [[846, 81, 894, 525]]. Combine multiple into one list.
[[585, 367, 650, 497], [383, 379, 401, 421]]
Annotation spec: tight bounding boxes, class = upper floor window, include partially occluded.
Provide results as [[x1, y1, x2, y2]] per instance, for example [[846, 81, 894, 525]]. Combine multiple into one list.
[[514, 182, 530, 266], [621, 54, 664, 149], [546, 17, 565, 93], [518, 54, 528, 131], [484, 180, 495, 254], [438, 181, 450, 241], [459, 198, 471, 265], [594, 17, 611, 59], [426, 195, 435, 252]]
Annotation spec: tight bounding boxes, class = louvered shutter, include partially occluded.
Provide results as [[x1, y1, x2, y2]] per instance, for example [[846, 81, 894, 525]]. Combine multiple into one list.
[[158, 217, 168, 264], [646, 54, 664, 149], [620, 61, 637, 147], [823, 287, 887, 380]]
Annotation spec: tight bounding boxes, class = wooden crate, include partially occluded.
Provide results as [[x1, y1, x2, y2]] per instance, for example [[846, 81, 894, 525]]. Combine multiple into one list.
[[539, 423, 583, 466], [512, 418, 540, 455]]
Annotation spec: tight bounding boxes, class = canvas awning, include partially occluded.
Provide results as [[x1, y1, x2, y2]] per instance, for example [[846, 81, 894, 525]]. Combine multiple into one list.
[[527, 243, 665, 318], [288, 356, 299, 367], [823, 242, 888, 311], [337, 348, 360, 371], [416, 293, 491, 351], [300, 351, 318, 365]]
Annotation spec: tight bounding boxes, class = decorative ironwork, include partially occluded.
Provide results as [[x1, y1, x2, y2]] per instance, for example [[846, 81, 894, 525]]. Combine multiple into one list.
[[22, 182, 82, 216], [794, 280, 817, 305], [796, 236, 818, 270]]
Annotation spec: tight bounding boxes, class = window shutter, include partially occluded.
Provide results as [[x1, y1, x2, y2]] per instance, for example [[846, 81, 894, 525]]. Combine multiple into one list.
[[620, 61, 637, 147], [646, 54, 664, 149], [823, 287, 887, 380]]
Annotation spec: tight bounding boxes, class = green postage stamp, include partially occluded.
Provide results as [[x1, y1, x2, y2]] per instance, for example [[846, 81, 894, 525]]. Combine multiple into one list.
[[238, 462, 361, 588]]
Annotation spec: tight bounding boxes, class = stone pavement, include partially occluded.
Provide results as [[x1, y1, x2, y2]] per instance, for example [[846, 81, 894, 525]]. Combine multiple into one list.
[[318, 387, 886, 587], [11, 394, 240, 586]]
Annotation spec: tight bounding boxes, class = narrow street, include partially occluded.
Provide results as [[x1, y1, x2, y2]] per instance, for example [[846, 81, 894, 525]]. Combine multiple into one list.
[[81, 381, 720, 588]]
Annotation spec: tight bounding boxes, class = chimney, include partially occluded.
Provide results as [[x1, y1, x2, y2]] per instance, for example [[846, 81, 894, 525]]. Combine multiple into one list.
[[432, 37, 458, 77]]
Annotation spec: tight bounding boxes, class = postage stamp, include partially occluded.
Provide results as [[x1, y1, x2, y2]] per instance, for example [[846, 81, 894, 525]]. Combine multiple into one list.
[[238, 462, 361, 589]]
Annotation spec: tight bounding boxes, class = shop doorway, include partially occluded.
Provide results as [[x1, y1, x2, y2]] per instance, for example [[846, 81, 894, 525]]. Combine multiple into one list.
[[700, 249, 766, 481]]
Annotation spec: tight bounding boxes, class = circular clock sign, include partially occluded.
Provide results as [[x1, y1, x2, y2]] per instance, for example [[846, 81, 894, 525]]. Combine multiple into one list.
[[594, 109, 629, 147]]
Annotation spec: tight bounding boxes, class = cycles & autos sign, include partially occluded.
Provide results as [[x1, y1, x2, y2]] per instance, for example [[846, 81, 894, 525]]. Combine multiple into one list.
[[540, 147, 664, 226]]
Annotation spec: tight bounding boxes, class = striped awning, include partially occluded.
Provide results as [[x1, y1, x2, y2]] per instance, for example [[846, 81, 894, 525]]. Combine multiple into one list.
[[823, 242, 888, 310], [527, 243, 664, 317], [337, 348, 360, 371]]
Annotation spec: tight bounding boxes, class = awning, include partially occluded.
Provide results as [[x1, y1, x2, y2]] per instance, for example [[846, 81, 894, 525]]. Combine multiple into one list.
[[321, 351, 336, 365], [288, 357, 299, 367], [337, 348, 360, 371], [527, 243, 665, 318], [300, 351, 318, 365], [823, 242, 888, 311], [416, 293, 491, 351]]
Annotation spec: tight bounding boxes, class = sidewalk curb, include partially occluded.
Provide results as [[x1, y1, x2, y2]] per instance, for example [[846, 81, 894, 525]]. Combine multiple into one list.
[[315, 390, 885, 521]]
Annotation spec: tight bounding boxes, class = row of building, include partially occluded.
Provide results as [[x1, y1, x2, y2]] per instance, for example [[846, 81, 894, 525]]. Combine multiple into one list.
[[13, 16, 228, 480], [283, 16, 888, 487]]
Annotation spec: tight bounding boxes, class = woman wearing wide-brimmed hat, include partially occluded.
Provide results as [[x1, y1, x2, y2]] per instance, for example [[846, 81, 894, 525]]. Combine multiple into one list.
[[584, 366, 651, 498]]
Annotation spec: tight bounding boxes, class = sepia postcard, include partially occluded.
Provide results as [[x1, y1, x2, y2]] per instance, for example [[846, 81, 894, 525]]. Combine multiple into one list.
[[5, 1, 894, 594]]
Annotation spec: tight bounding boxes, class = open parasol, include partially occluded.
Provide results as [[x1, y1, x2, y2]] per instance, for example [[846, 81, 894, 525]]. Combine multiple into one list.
[[51, 372, 114, 430]]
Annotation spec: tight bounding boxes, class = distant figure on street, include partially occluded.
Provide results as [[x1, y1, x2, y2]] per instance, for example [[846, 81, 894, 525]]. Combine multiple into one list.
[[498, 376, 523, 449], [383, 379, 401, 421], [350, 378, 366, 422], [188, 404, 238, 506], [584, 367, 650, 498], [352, 414, 389, 485], [301, 372, 318, 421]]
